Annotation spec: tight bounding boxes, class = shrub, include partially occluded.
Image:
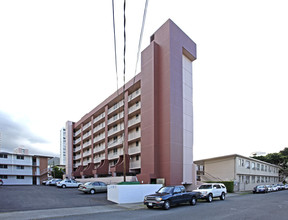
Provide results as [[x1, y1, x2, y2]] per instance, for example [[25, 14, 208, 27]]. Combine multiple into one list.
[[205, 181, 234, 193]]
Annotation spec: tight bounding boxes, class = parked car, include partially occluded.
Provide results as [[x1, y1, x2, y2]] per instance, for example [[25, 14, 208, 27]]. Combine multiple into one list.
[[45, 179, 62, 186], [253, 185, 268, 193], [276, 183, 285, 190], [193, 183, 227, 202], [144, 185, 201, 210], [266, 185, 273, 192], [78, 181, 107, 194], [271, 184, 278, 192], [57, 179, 82, 188], [0, 178, 3, 186], [284, 184, 288, 190]]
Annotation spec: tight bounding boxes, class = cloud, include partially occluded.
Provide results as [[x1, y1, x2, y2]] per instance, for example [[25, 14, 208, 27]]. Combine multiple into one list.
[[0, 111, 51, 155]]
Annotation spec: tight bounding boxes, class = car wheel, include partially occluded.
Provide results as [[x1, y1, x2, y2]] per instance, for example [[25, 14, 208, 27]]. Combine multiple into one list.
[[220, 192, 225, 200], [207, 194, 213, 202], [90, 189, 96, 194], [147, 205, 153, 209], [62, 185, 66, 189], [0, 181, 3, 186], [163, 200, 170, 210], [190, 197, 197, 206]]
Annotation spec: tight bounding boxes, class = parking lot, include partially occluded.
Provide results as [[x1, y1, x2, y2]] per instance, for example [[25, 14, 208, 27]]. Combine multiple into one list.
[[0, 185, 114, 212]]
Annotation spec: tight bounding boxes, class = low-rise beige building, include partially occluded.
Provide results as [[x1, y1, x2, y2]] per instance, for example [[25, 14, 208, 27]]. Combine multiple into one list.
[[194, 154, 280, 191]]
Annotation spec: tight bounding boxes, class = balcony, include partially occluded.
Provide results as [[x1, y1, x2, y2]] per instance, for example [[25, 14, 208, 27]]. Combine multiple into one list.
[[93, 112, 105, 124], [128, 130, 141, 142], [83, 140, 92, 149], [107, 123, 124, 137], [108, 112, 124, 125], [93, 133, 105, 144], [94, 144, 105, 153], [93, 122, 105, 134], [108, 100, 124, 115], [83, 159, 91, 166], [74, 162, 81, 168], [108, 137, 123, 149], [108, 149, 123, 160], [74, 146, 81, 152], [74, 154, 81, 160], [128, 102, 141, 114], [83, 131, 91, 140], [83, 122, 91, 132], [128, 88, 141, 102], [128, 116, 141, 127], [128, 145, 141, 155], [130, 160, 141, 169], [74, 129, 81, 137], [74, 137, 81, 145], [94, 156, 105, 164], [83, 150, 92, 157]]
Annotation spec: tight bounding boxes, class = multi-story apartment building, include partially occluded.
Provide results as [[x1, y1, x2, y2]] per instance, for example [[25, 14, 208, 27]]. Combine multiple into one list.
[[66, 19, 197, 186], [0, 149, 51, 185], [194, 154, 281, 191], [60, 128, 66, 165]]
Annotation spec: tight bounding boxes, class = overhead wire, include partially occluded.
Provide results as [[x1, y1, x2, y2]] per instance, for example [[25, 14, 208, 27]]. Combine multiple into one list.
[[133, 0, 149, 85], [112, 0, 119, 94]]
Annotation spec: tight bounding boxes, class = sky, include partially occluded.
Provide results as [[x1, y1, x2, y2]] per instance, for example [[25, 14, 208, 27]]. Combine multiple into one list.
[[0, 0, 287, 160]]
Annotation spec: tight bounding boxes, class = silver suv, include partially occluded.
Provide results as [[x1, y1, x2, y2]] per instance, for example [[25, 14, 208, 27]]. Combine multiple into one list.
[[193, 183, 227, 202]]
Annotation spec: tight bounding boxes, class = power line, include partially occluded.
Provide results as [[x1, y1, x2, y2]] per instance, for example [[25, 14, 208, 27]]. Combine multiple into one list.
[[112, 0, 119, 94], [133, 0, 149, 84]]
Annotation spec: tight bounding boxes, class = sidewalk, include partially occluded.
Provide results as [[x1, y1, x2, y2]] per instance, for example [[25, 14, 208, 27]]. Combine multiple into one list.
[[0, 203, 145, 220]]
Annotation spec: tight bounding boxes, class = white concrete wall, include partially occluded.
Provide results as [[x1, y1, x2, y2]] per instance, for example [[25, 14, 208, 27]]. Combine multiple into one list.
[[107, 184, 162, 204], [182, 55, 193, 184], [2, 176, 33, 185]]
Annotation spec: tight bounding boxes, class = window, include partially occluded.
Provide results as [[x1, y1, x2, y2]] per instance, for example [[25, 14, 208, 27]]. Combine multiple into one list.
[[246, 176, 250, 184], [265, 165, 267, 172], [257, 176, 260, 183], [251, 176, 255, 183], [92, 182, 100, 186], [246, 161, 250, 169], [174, 187, 181, 194], [113, 148, 117, 154], [257, 163, 260, 171], [241, 159, 244, 167], [215, 184, 221, 189], [0, 164, 8, 169], [16, 155, 24, 160], [136, 127, 139, 132], [113, 136, 117, 142], [136, 101, 139, 107], [0, 154, 8, 158], [136, 155, 139, 161], [0, 175, 7, 179], [136, 141, 139, 146], [17, 176, 24, 179], [16, 166, 24, 169], [136, 114, 139, 119], [251, 162, 255, 170], [261, 164, 264, 171]]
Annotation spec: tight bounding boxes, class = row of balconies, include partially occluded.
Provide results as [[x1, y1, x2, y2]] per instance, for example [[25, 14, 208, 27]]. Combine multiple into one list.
[[108, 100, 124, 115], [93, 122, 105, 134], [93, 112, 105, 124]]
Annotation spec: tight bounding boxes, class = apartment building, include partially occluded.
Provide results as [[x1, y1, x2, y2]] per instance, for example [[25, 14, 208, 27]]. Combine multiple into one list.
[[60, 128, 66, 165], [194, 154, 280, 191], [66, 19, 197, 186], [0, 150, 51, 185]]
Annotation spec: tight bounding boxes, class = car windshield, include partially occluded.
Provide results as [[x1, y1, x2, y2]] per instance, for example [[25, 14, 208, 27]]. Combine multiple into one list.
[[199, 184, 212, 189], [157, 187, 173, 194], [84, 182, 91, 185]]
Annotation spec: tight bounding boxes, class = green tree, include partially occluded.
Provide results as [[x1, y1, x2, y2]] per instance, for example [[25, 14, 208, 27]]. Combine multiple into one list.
[[51, 166, 65, 179]]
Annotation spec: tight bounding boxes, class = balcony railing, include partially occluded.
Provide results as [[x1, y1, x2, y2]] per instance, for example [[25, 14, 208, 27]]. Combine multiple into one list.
[[128, 116, 141, 127], [83, 160, 91, 166], [128, 88, 141, 101], [83, 140, 91, 149], [107, 123, 124, 136], [74, 137, 81, 145], [94, 144, 105, 153], [128, 102, 141, 114], [107, 112, 124, 125], [74, 154, 81, 160], [93, 112, 105, 124], [93, 133, 105, 143], [83, 150, 91, 157], [74, 129, 81, 137], [130, 160, 141, 169], [108, 137, 123, 148], [108, 100, 124, 115], [94, 156, 105, 164], [128, 130, 141, 141], [128, 146, 141, 155], [108, 149, 123, 160], [93, 122, 105, 133], [83, 131, 91, 140], [83, 122, 91, 131], [74, 146, 81, 152]]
